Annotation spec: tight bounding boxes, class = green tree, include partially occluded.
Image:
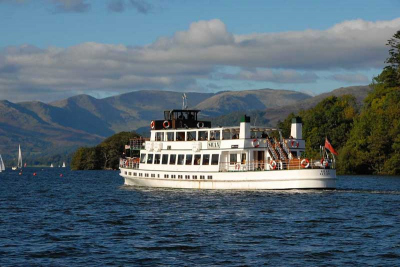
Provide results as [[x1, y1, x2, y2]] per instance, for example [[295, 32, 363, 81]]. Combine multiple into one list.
[[300, 95, 358, 159], [71, 131, 140, 170], [338, 31, 400, 175]]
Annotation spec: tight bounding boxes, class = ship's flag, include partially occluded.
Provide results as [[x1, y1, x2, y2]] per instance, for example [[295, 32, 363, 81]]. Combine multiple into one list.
[[325, 138, 338, 156]]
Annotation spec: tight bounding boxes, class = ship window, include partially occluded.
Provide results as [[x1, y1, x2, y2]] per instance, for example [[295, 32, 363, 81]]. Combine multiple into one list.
[[151, 174, 155, 178], [172, 175, 175, 178], [187, 131, 196, 141], [169, 154, 176, 165], [211, 154, 219, 165], [193, 175, 197, 179], [176, 131, 185, 141], [198, 131, 208, 141], [178, 175, 183, 179], [230, 154, 237, 165], [177, 154, 185, 165], [202, 154, 210, 165], [200, 175, 205, 179], [134, 172, 137, 176], [139, 173, 142, 177], [147, 154, 153, 164], [186, 154, 193, 165], [241, 153, 246, 164], [145, 173, 149, 177], [140, 153, 146, 163], [128, 172, 131, 176], [185, 175, 190, 179], [208, 176, 212, 180], [155, 132, 164, 141], [223, 130, 231, 140], [157, 174, 160, 178], [210, 130, 220, 140], [162, 154, 169, 164], [167, 132, 174, 141], [194, 154, 201, 165], [154, 154, 161, 164], [124, 171, 127, 175]]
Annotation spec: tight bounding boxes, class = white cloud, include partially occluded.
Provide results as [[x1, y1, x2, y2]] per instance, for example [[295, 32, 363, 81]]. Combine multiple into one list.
[[0, 18, 399, 101]]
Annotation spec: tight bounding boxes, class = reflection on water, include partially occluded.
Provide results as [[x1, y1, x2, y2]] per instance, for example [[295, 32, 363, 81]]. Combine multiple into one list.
[[0, 169, 399, 266]]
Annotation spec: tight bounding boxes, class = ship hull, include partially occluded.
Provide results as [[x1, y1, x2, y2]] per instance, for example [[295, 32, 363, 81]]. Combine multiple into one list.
[[120, 168, 336, 190]]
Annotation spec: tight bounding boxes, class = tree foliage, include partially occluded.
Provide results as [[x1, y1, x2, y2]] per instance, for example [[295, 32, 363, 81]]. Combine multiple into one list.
[[338, 31, 400, 175], [71, 131, 140, 170], [340, 31, 400, 174], [278, 96, 358, 160]]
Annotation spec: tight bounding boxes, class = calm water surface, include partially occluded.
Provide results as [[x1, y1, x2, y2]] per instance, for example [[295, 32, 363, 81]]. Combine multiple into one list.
[[0, 168, 399, 266]]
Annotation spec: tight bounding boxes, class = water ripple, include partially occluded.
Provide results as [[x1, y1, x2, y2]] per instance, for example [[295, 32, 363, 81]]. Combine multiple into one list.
[[0, 170, 399, 266]]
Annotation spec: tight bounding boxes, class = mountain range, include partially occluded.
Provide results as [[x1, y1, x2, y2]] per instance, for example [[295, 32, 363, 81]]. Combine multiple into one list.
[[0, 85, 371, 165]]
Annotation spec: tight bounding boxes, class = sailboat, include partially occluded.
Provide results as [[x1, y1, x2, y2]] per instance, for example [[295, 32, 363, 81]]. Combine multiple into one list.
[[50, 163, 54, 168], [12, 145, 22, 170], [0, 154, 5, 172], [62, 162, 66, 168]]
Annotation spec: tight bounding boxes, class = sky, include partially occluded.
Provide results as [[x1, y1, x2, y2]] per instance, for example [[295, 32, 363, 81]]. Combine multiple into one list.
[[0, 0, 400, 102]]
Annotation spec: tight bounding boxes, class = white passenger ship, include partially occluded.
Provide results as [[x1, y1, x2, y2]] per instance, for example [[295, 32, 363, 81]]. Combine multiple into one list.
[[120, 109, 336, 190]]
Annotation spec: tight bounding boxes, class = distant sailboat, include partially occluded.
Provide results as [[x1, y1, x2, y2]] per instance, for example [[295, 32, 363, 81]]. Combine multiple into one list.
[[0, 154, 5, 172], [62, 162, 66, 168], [12, 145, 22, 170], [50, 163, 54, 168]]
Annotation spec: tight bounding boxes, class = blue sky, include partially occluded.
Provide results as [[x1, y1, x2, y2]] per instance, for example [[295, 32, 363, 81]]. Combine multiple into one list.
[[0, 0, 399, 102]]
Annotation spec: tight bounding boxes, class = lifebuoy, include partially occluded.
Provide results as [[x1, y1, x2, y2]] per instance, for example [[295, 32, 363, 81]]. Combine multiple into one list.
[[150, 121, 155, 129], [197, 122, 204, 128], [291, 140, 299, 148], [252, 139, 260, 148], [301, 158, 310, 168], [270, 160, 277, 170], [163, 120, 170, 129], [320, 158, 329, 167]]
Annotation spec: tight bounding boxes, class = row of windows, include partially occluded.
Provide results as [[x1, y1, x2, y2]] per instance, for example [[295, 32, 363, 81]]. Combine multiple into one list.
[[140, 153, 219, 166], [125, 171, 212, 180], [155, 131, 221, 142]]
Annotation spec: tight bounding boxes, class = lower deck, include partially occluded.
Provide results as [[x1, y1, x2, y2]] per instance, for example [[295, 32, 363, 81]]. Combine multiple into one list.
[[120, 168, 336, 190]]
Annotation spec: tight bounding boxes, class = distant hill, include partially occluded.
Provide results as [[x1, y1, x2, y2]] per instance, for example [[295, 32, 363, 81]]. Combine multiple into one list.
[[262, 85, 372, 126], [195, 89, 311, 117], [0, 86, 371, 164], [208, 85, 372, 127]]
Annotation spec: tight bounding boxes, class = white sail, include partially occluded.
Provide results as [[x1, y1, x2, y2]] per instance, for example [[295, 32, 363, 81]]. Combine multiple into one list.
[[62, 162, 66, 168], [0, 154, 4, 172], [50, 163, 54, 168], [17, 144, 22, 169]]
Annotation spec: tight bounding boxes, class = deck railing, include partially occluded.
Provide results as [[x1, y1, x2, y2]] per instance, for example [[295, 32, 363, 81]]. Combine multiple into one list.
[[119, 157, 334, 171], [218, 159, 334, 172], [119, 158, 139, 169]]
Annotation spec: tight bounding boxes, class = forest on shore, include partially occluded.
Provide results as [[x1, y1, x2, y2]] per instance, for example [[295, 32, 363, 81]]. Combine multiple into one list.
[[71, 132, 140, 170], [278, 30, 400, 175]]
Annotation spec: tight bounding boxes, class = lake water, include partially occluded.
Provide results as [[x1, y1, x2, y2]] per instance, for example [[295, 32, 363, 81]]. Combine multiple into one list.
[[1, 168, 399, 266]]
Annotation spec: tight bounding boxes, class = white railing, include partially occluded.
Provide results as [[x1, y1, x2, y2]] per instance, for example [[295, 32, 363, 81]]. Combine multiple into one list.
[[119, 158, 139, 169], [218, 159, 334, 172]]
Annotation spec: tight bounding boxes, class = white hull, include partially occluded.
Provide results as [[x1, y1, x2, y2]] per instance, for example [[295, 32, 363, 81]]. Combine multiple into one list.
[[120, 168, 336, 190]]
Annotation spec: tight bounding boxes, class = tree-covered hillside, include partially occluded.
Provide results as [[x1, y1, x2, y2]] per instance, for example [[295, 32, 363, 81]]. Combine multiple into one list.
[[278, 30, 400, 175], [338, 31, 400, 175], [71, 132, 140, 170]]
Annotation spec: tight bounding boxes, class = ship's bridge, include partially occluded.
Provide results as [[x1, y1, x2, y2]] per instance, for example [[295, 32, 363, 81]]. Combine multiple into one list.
[[151, 109, 211, 130]]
